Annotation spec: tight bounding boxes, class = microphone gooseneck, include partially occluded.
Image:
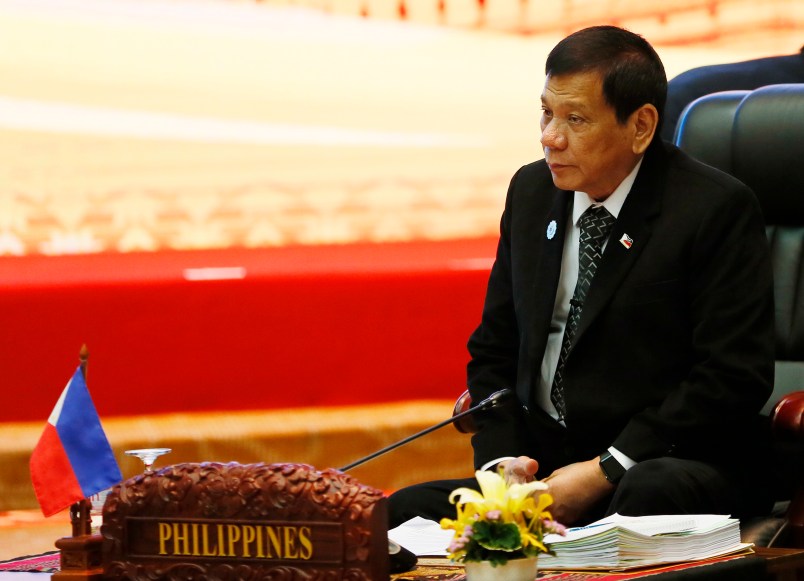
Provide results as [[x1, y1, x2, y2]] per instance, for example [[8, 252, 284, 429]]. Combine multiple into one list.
[[338, 388, 512, 472]]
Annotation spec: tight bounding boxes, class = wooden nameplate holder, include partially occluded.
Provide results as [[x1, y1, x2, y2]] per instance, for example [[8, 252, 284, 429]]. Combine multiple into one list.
[[100, 462, 389, 580]]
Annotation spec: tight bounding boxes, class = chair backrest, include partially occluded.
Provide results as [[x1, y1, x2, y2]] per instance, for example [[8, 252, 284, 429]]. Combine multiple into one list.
[[673, 84, 804, 413], [734, 86, 804, 411], [675, 86, 804, 548], [672, 89, 749, 174]]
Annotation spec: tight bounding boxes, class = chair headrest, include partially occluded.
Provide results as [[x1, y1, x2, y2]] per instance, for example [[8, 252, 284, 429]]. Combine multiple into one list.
[[732, 84, 804, 225], [673, 90, 749, 175]]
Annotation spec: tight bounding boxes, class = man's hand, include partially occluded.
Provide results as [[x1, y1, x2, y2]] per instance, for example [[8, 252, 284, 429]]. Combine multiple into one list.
[[541, 458, 615, 525], [500, 456, 539, 484], [498, 456, 616, 525]]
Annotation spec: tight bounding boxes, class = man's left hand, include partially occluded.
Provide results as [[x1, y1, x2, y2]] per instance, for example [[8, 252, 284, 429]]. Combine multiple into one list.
[[542, 458, 615, 525]]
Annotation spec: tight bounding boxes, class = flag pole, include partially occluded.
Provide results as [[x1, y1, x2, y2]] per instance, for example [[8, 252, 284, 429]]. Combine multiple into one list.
[[71, 344, 92, 537], [67, 344, 91, 538], [79, 343, 89, 380]]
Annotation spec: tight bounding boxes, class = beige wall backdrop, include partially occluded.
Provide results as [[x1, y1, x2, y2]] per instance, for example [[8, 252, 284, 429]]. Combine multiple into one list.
[[0, 0, 801, 255]]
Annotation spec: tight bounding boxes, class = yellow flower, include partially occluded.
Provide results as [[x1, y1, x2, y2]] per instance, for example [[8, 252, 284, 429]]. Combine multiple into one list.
[[441, 470, 557, 564], [449, 469, 550, 520]]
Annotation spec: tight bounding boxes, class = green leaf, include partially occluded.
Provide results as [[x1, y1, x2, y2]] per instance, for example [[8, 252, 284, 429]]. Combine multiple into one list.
[[473, 521, 522, 552]]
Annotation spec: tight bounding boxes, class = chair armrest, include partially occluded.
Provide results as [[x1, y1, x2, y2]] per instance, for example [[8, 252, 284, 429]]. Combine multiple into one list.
[[452, 390, 478, 434], [771, 391, 804, 439], [771, 391, 804, 548]]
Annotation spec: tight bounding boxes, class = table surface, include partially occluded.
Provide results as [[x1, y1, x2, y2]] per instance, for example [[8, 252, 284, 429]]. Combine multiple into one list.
[[756, 546, 804, 572], [1, 547, 803, 580], [394, 548, 804, 580]]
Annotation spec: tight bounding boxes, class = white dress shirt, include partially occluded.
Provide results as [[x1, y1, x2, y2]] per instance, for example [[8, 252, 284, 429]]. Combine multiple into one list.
[[538, 159, 643, 469]]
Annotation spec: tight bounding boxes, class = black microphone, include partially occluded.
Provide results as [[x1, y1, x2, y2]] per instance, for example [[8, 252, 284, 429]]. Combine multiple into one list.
[[339, 388, 512, 472]]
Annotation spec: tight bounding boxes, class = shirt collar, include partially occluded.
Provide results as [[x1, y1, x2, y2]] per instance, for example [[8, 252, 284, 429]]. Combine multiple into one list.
[[572, 157, 643, 225]]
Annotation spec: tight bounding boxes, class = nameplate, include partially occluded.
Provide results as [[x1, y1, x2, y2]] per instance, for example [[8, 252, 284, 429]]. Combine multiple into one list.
[[101, 462, 388, 580]]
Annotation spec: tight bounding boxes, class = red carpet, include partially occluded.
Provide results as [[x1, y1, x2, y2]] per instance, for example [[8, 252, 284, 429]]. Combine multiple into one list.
[[0, 238, 497, 422]]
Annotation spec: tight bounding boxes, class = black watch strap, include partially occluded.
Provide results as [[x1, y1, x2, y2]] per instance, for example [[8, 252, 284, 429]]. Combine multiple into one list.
[[599, 451, 626, 484]]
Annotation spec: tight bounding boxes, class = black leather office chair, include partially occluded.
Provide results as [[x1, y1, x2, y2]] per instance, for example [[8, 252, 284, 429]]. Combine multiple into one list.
[[452, 84, 804, 548], [676, 84, 804, 548]]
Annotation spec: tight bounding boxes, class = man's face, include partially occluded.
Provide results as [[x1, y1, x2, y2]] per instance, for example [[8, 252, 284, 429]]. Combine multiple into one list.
[[540, 71, 642, 200]]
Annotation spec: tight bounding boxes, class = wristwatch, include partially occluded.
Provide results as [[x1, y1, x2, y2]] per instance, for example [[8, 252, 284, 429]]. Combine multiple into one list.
[[599, 451, 626, 484]]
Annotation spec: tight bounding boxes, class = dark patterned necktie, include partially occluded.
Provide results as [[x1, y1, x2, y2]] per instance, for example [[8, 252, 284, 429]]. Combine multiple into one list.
[[550, 204, 616, 421]]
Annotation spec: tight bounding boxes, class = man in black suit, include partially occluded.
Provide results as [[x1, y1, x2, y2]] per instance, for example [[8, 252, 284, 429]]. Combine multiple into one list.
[[389, 25, 775, 527]]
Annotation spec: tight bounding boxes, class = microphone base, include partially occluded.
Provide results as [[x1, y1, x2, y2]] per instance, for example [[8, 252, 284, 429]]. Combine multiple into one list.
[[389, 539, 418, 573]]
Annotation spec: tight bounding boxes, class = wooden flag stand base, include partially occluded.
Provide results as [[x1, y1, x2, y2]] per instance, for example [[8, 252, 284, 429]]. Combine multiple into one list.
[[53, 499, 104, 581]]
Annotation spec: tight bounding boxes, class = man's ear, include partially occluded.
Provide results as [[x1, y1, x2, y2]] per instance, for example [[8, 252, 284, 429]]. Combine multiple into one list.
[[631, 104, 659, 154]]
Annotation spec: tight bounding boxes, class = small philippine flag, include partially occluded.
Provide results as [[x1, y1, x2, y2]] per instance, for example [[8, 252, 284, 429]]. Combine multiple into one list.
[[29, 366, 122, 517], [619, 233, 634, 249]]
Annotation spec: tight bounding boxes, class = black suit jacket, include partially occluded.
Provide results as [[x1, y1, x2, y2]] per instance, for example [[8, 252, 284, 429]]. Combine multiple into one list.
[[467, 139, 774, 475]]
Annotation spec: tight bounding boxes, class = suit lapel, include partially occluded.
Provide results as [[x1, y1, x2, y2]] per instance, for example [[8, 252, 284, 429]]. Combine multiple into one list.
[[572, 146, 665, 344], [517, 185, 571, 406], [539, 188, 572, 308]]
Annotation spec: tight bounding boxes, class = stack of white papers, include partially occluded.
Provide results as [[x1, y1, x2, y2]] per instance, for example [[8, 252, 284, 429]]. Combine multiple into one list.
[[539, 513, 751, 570], [388, 516, 452, 556]]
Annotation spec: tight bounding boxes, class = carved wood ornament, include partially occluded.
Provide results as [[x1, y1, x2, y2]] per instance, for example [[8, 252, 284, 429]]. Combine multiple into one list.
[[102, 462, 389, 580]]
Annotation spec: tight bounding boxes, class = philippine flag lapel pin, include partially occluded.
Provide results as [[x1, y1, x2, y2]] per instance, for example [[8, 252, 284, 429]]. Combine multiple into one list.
[[619, 233, 633, 249]]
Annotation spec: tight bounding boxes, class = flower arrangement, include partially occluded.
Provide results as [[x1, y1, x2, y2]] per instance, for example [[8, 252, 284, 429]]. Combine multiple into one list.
[[440, 469, 565, 566]]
